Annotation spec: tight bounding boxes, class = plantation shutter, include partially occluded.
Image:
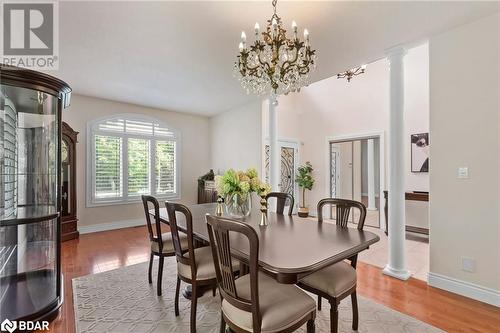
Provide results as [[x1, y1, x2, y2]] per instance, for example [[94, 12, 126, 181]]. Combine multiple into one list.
[[89, 115, 179, 204], [94, 135, 122, 199], [1, 99, 18, 216], [128, 138, 150, 196], [155, 140, 176, 195]]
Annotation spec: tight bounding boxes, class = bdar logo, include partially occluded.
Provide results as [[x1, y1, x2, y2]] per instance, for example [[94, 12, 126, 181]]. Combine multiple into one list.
[[0, 319, 17, 333]]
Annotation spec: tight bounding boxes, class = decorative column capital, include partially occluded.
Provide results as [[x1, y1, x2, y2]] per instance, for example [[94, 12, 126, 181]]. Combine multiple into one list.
[[385, 45, 407, 61]]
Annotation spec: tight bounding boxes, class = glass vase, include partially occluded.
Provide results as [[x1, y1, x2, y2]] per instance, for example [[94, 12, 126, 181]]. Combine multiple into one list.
[[225, 192, 252, 218]]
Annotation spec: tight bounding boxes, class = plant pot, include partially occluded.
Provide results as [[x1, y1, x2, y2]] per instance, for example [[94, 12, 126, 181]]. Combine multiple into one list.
[[298, 207, 309, 218]]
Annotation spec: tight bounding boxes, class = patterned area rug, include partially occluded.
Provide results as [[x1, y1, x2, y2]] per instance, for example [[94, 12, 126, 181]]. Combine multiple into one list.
[[73, 258, 442, 333]]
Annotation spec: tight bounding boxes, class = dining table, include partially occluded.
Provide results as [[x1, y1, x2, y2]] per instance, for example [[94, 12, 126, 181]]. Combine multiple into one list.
[[153, 199, 380, 286]]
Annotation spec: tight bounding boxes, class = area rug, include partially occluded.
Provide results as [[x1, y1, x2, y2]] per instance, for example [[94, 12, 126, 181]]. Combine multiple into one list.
[[73, 258, 443, 333]]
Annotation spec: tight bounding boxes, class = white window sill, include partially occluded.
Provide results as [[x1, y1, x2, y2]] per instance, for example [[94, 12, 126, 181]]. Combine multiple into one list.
[[86, 194, 181, 208]]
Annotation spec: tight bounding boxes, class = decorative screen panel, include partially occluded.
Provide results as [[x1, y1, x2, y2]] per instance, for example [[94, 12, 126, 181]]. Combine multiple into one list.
[[264, 145, 296, 197]]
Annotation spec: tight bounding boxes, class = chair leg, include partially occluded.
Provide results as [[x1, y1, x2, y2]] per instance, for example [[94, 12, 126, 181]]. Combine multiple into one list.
[[174, 276, 181, 317], [148, 253, 153, 284], [157, 256, 164, 296], [219, 313, 225, 333], [306, 318, 315, 333], [212, 286, 217, 297], [351, 292, 359, 331], [190, 284, 198, 333], [318, 296, 322, 311], [330, 301, 338, 333]]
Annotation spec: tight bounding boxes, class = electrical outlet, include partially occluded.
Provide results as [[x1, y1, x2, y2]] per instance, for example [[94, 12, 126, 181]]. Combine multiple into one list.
[[461, 257, 475, 273], [457, 167, 469, 179]]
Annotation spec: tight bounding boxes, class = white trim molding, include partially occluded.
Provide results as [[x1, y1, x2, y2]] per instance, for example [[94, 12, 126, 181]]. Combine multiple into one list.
[[79, 218, 146, 235], [383, 265, 412, 280], [428, 272, 500, 307]]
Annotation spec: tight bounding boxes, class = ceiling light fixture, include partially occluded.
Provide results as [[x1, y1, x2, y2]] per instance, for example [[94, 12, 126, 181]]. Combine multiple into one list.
[[234, 0, 317, 96], [337, 65, 367, 82]]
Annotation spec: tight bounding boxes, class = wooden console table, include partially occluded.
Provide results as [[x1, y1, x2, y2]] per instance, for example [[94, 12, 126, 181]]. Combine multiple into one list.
[[383, 190, 429, 235]]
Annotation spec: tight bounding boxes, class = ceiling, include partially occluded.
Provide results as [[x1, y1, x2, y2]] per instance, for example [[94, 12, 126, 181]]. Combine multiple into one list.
[[57, 1, 499, 116]]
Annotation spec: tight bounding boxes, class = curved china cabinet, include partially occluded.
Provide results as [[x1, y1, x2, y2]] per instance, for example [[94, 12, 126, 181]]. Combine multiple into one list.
[[0, 65, 71, 323]]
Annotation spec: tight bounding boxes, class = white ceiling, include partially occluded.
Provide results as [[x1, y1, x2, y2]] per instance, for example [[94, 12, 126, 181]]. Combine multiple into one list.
[[57, 1, 499, 116]]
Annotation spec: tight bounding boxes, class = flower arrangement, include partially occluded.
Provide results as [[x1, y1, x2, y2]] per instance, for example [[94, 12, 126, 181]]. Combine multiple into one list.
[[216, 168, 270, 217]]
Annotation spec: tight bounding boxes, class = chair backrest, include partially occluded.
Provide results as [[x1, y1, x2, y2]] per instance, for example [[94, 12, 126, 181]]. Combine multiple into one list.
[[141, 195, 164, 251], [205, 214, 262, 331], [317, 198, 367, 230], [265, 192, 294, 215], [165, 202, 197, 278]]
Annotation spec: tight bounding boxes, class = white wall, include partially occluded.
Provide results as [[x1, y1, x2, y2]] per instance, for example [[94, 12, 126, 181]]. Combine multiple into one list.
[[210, 100, 262, 174], [428, 13, 500, 304], [63, 94, 211, 229], [266, 43, 430, 214]]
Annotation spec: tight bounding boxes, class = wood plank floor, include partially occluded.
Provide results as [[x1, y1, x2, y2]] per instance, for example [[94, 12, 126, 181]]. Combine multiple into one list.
[[46, 225, 499, 333]]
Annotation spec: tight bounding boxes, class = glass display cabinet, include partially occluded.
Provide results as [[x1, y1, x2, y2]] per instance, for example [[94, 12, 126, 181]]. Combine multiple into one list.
[[0, 65, 71, 322]]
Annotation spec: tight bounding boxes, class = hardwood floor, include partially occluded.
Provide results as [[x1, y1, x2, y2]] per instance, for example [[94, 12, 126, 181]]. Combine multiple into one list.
[[45, 225, 499, 333]]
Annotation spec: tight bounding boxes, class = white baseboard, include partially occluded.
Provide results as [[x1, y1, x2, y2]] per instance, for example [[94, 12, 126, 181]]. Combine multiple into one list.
[[361, 193, 380, 198], [79, 218, 145, 234], [428, 272, 500, 307]]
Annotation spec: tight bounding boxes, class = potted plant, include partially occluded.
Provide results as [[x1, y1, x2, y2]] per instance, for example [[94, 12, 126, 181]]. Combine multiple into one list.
[[296, 162, 314, 217], [215, 168, 269, 218]]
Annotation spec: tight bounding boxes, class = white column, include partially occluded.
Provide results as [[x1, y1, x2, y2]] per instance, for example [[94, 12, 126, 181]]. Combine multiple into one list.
[[367, 139, 377, 211], [383, 46, 411, 280], [268, 96, 280, 192]]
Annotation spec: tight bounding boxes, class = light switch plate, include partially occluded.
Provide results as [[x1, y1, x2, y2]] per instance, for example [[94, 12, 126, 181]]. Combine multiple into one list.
[[461, 257, 475, 272], [458, 167, 469, 179]]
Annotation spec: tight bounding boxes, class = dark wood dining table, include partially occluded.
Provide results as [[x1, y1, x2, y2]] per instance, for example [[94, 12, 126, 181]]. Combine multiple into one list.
[[153, 200, 380, 284]]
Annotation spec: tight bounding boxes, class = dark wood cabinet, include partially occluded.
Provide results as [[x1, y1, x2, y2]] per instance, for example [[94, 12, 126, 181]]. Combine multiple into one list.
[[383, 190, 429, 235], [61, 122, 79, 241]]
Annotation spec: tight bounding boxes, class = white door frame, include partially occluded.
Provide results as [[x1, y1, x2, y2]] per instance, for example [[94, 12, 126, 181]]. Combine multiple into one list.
[[325, 131, 386, 231]]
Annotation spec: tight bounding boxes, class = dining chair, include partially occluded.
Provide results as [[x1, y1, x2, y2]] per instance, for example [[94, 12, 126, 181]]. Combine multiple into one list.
[[206, 214, 316, 333], [166, 202, 238, 333], [266, 192, 294, 215], [141, 195, 188, 296], [297, 198, 367, 333]]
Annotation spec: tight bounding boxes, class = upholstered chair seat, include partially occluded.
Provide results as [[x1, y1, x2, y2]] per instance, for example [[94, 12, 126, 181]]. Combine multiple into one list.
[[151, 232, 188, 254], [300, 261, 356, 298], [222, 272, 316, 333], [207, 214, 316, 333], [177, 246, 239, 281], [297, 198, 368, 333]]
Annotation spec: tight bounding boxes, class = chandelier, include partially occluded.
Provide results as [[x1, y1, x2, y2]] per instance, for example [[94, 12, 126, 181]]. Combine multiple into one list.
[[337, 65, 367, 82], [234, 0, 317, 96]]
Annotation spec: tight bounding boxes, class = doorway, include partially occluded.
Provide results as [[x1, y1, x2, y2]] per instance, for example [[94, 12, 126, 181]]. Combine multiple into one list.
[[329, 136, 383, 228], [264, 140, 299, 211]]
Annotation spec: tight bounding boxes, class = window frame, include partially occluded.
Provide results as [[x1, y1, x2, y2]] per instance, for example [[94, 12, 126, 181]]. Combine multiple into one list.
[[86, 113, 181, 207]]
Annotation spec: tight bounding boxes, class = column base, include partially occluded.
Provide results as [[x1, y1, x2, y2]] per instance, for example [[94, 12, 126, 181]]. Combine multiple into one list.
[[383, 265, 411, 280], [367, 206, 378, 211]]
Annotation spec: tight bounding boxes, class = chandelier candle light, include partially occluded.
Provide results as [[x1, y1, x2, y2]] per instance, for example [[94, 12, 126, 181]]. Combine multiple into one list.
[[234, 0, 316, 192], [234, 0, 317, 96], [337, 64, 367, 82]]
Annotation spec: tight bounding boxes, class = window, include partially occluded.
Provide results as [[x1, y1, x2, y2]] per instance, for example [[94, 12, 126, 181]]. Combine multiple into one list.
[[87, 114, 180, 206]]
